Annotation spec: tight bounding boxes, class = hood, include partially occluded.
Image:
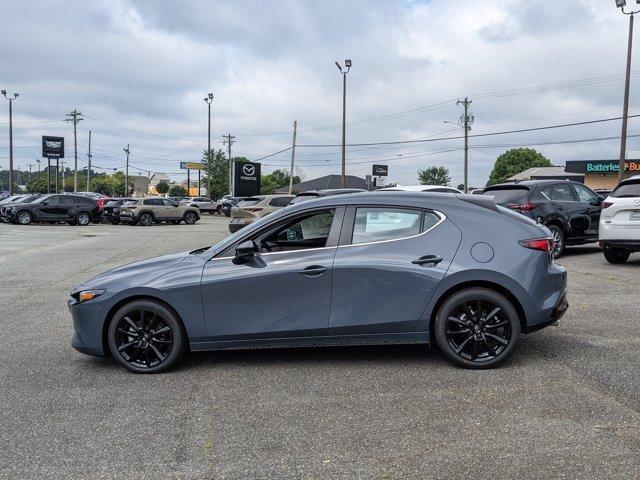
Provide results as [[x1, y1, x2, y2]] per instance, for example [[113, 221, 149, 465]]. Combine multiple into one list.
[[75, 251, 191, 291]]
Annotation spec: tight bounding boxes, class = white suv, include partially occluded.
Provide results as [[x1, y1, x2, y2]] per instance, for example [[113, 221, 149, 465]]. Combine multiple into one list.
[[599, 175, 640, 263]]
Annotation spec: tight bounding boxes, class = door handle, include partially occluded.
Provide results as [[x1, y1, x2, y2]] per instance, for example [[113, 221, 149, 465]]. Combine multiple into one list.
[[412, 255, 443, 266], [297, 265, 327, 276]]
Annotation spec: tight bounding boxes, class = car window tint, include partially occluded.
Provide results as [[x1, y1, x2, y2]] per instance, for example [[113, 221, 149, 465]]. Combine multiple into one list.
[[269, 197, 292, 207], [58, 196, 75, 205], [352, 208, 421, 244], [546, 185, 575, 201], [46, 196, 61, 205], [423, 211, 441, 231], [611, 180, 640, 198], [238, 198, 262, 207], [260, 211, 334, 252], [573, 184, 598, 203], [483, 188, 529, 204]]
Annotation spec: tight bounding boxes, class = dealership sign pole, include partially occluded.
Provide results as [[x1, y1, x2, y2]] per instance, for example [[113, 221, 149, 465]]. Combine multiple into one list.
[[180, 162, 206, 196], [42, 136, 64, 194]]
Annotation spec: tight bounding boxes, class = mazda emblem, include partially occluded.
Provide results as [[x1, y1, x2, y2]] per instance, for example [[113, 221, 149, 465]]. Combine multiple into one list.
[[242, 164, 255, 176], [634, 199, 640, 206]]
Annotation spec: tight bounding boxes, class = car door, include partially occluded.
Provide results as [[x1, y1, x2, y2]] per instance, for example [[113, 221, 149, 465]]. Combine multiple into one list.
[[36, 195, 65, 220], [329, 205, 462, 335], [545, 183, 589, 238], [572, 183, 602, 237], [200, 208, 344, 341], [162, 199, 181, 219]]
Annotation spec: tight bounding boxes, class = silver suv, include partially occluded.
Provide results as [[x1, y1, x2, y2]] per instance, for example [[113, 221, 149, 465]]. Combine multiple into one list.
[[119, 198, 200, 226]]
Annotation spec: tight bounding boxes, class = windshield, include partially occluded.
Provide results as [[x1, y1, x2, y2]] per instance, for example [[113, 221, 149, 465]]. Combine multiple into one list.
[[16, 195, 38, 203], [290, 194, 319, 205], [611, 181, 640, 198], [33, 195, 54, 204], [483, 188, 529, 204], [0, 196, 21, 204]]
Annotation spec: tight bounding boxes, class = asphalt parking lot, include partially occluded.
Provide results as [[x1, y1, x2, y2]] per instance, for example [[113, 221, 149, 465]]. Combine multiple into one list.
[[0, 215, 638, 479]]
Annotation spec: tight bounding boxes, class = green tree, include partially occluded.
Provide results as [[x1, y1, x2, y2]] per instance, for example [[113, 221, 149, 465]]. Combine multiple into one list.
[[488, 148, 552, 185], [201, 149, 230, 200], [261, 169, 301, 194], [417, 165, 451, 186], [168, 185, 187, 197], [156, 180, 169, 195]]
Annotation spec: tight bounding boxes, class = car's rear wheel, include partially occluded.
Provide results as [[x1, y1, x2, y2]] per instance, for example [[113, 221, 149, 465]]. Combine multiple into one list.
[[603, 246, 630, 264], [16, 210, 33, 225], [184, 211, 197, 224], [434, 287, 521, 369], [76, 211, 91, 226], [547, 224, 565, 259], [138, 212, 153, 226], [107, 300, 186, 374]]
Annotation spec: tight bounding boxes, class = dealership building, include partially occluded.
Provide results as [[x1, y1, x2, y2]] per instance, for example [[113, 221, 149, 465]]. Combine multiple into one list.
[[564, 159, 640, 190]]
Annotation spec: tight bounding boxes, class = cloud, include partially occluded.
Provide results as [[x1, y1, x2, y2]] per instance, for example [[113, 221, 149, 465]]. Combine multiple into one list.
[[0, 0, 636, 188]]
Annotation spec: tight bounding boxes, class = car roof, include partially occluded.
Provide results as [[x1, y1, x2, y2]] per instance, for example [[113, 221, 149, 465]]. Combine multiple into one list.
[[380, 185, 462, 193], [485, 179, 580, 190], [618, 174, 640, 186]]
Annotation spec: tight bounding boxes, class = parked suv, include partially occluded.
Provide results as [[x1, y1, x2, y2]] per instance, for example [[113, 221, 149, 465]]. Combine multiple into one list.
[[599, 175, 640, 263], [181, 196, 221, 214], [1, 194, 98, 225], [483, 180, 603, 258], [100, 198, 134, 224], [220, 196, 246, 217], [119, 197, 200, 226], [228, 194, 294, 232]]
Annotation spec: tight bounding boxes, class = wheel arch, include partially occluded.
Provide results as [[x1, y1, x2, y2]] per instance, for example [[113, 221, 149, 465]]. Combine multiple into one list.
[[101, 294, 188, 357], [428, 279, 527, 338], [138, 209, 156, 220]]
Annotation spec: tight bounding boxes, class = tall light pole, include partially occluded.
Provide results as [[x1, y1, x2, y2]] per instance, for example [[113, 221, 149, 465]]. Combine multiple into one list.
[[204, 92, 214, 199], [1, 89, 19, 195], [335, 59, 352, 188], [123, 145, 130, 197], [615, 0, 640, 180], [35, 158, 41, 173]]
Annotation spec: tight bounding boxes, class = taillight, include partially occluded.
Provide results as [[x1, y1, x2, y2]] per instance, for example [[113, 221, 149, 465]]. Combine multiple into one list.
[[601, 201, 613, 209], [508, 203, 537, 211], [245, 208, 263, 212], [519, 238, 553, 252]]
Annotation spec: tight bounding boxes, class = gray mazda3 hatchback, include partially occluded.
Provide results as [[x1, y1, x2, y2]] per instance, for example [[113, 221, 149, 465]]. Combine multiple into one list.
[[69, 192, 568, 373]]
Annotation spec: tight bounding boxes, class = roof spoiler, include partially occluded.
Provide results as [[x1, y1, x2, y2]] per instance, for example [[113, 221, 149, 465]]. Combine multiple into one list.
[[456, 194, 499, 212]]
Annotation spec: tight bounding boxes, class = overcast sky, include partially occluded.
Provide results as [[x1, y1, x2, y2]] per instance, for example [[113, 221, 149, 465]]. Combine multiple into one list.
[[1, 0, 638, 188]]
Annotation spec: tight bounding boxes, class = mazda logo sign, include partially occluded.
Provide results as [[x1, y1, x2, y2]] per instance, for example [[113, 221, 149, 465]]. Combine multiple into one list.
[[242, 164, 255, 176], [634, 199, 640, 206]]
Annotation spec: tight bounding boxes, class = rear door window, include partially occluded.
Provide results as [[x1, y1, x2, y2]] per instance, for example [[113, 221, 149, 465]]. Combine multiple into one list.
[[268, 197, 293, 207], [540, 185, 575, 201], [572, 184, 598, 203], [238, 198, 262, 207], [352, 208, 422, 244]]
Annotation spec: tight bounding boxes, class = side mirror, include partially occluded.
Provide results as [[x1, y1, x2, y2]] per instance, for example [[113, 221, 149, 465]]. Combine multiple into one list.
[[233, 240, 257, 264], [591, 195, 605, 206]]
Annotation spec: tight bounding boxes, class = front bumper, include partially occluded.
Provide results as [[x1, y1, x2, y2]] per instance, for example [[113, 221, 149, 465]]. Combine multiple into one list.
[[69, 295, 111, 357]]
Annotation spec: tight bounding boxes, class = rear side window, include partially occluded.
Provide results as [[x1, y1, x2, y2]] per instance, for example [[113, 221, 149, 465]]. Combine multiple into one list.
[[123, 200, 137, 206], [573, 184, 598, 203], [74, 196, 94, 205], [269, 197, 292, 207], [540, 185, 575, 202], [352, 208, 422, 245], [483, 188, 529, 204], [611, 181, 640, 198], [144, 198, 162, 206], [59, 196, 74, 205]]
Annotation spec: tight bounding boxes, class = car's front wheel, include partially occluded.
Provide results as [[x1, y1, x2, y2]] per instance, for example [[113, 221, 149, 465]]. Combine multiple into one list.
[[183, 211, 198, 224], [107, 299, 186, 373], [434, 287, 521, 369], [603, 246, 630, 264], [138, 212, 153, 226], [16, 210, 33, 225]]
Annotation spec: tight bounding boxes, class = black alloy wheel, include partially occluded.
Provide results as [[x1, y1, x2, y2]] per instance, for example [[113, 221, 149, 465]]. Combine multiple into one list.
[[108, 300, 185, 373], [184, 211, 197, 225], [603, 246, 630, 264], [435, 287, 520, 369], [547, 225, 565, 259], [76, 211, 91, 226], [16, 210, 33, 225], [138, 212, 153, 227]]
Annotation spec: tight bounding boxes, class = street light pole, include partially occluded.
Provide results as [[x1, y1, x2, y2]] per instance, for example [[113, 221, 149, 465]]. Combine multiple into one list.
[[335, 59, 352, 188], [204, 93, 213, 199], [615, 0, 640, 180], [1, 89, 19, 195]]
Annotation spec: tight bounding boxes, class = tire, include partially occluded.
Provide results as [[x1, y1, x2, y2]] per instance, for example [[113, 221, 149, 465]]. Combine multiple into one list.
[[434, 287, 521, 369], [16, 210, 33, 225], [216, 205, 222, 215], [183, 211, 198, 225], [138, 212, 154, 227], [603, 246, 630, 264], [107, 299, 186, 374], [547, 224, 565, 259], [75, 211, 91, 226]]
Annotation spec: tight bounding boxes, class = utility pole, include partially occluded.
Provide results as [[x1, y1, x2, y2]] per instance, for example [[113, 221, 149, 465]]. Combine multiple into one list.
[[204, 93, 214, 199], [457, 97, 474, 193], [223, 133, 235, 195], [123, 144, 130, 197], [86, 130, 92, 191], [615, 2, 640, 180], [65, 109, 83, 192], [289, 121, 297, 194], [27, 163, 33, 187], [60, 160, 65, 192], [36, 158, 41, 173], [335, 59, 352, 188], [1, 90, 18, 195]]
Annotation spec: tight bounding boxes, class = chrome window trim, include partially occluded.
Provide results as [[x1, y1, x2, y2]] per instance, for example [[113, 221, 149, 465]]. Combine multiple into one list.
[[338, 210, 446, 249]]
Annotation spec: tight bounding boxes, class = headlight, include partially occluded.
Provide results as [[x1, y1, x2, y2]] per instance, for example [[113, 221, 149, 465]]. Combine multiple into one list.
[[76, 289, 106, 303]]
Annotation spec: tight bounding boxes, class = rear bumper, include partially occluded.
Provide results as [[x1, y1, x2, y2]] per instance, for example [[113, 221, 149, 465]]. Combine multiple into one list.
[[599, 240, 640, 251], [525, 292, 568, 333]]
